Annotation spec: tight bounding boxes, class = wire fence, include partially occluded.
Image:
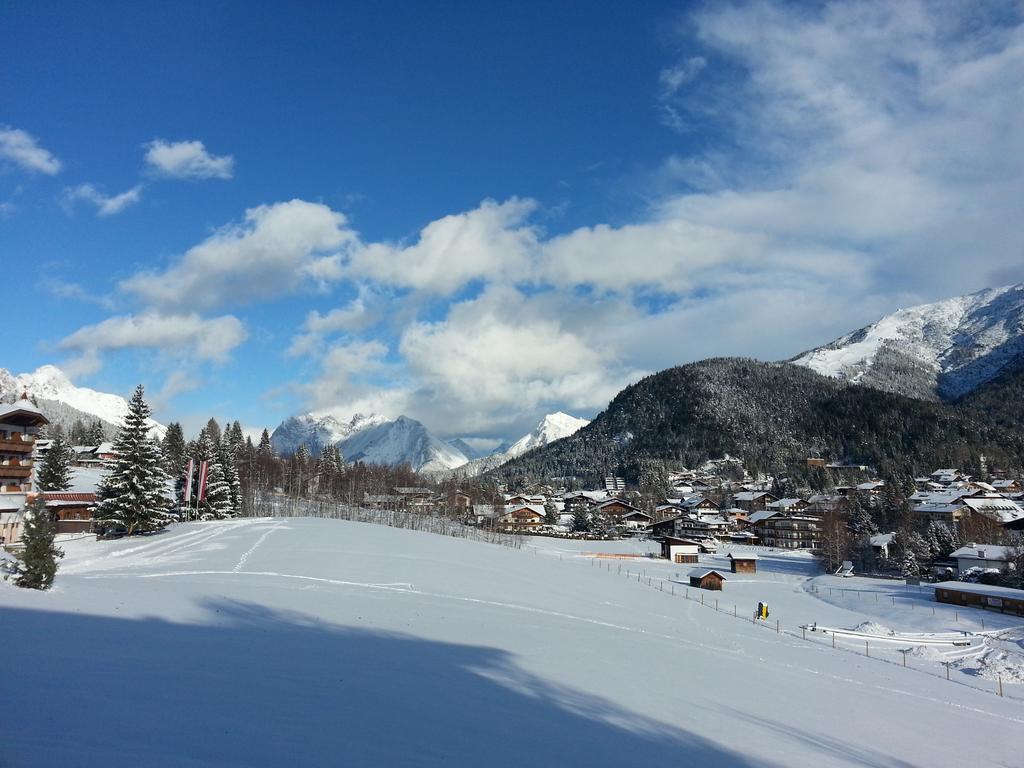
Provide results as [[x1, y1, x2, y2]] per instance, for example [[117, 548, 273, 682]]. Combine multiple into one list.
[[806, 583, 1010, 631], [579, 556, 1022, 702], [244, 493, 525, 550]]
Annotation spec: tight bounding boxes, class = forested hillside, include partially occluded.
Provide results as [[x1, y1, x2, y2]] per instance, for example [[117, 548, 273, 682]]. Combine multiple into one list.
[[492, 358, 1024, 486]]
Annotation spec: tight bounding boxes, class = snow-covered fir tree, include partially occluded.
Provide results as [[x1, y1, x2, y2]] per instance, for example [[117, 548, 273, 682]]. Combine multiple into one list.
[[900, 550, 919, 578], [94, 385, 172, 535], [219, 428, 242, 515], [543, 501, 560, 526], [190, 431, 233, 519], [86, 419, 106, 445], [257, 428, 274, 458], [36, 434, 73, 491], [16, 495, 63, 589], [571, 507, 590, 532]]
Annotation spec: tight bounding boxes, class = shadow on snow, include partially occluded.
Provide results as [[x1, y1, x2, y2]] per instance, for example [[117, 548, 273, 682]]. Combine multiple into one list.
[[3, 599, 777, 768]]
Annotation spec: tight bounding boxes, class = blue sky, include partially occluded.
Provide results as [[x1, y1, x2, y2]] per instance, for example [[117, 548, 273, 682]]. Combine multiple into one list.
[[3, 1, 1023, 443]]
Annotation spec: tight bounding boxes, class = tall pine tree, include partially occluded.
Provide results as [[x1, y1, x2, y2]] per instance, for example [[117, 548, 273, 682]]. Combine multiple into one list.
[[37, 434, 73, 491], [16, 495, 63, 589], [94, 385, 171, 536]]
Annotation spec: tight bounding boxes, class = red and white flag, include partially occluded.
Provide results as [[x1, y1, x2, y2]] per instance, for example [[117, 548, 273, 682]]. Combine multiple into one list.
[[183, 459, 195, 502], [197, 460, 209, 501]]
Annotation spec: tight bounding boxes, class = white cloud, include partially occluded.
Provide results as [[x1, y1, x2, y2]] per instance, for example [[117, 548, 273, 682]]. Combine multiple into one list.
[[59, 312, 247, 372], [41, 278, 116, 310], [395, 288, 642, 434], [302, 339, 390, 406], [658, 56, 707, 131], [347, 198, 539, 294], [121, 199, 356, 310], [63, 183, 143, 216], [0, 126, 61, 174], [287, 289, 381, 357], [144, 139, 234, 180]]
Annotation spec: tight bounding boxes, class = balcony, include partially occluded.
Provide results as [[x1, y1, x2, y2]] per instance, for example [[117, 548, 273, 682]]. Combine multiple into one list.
[[0, 434, 35, 453], [0, 465, 32, 478]]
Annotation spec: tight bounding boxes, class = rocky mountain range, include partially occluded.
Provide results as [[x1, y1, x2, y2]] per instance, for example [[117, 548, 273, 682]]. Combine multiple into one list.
[[0, 364, 165, 440], [791, 284, 1024, 400]]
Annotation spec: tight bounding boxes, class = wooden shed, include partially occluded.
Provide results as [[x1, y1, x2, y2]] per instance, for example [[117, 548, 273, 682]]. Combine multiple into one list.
[[933, 581, 1024, 616], [688, 568, 727, 591], [728, 551, 759, 573], [661, 536, 700, 564]]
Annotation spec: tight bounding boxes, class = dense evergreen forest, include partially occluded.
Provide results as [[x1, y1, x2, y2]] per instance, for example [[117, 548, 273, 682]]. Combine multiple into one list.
[[492, 358, 1024, 487]]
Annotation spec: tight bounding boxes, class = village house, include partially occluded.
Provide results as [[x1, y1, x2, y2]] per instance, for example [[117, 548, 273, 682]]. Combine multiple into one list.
[[0, 399, 48, 494], [617, 509, 654, 530], [766, 497, 811, 513], [991, 479, 1023, 494], [960, 496, 1024, 528], [732, 491, 777, 512], [661, 536, 700, 564], [949, 543, 1019, 575], [393, 487, 436, 512], [499, 504, 545, 530], [42, 491, 97, 534], [452, 491, 472, 514], [756, 513, 822, 551]]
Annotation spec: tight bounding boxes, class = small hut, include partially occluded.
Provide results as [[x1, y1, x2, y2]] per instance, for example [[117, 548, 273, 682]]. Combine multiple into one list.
[[728, 551, 758, 573], [688, 568, 727, 591], [661, 536, 700, 564]]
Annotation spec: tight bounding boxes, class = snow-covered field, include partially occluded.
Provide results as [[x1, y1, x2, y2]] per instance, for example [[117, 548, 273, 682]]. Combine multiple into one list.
[[2, 519, 1022, 767]]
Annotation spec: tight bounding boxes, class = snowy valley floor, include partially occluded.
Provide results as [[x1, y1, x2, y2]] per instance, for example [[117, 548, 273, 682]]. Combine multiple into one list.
[[2, 518, 1023, 767]]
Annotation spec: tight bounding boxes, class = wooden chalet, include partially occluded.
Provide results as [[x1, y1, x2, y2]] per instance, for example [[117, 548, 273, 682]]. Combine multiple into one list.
[[688, 568, 727, 591], [40, 492, 97, 534], [499, 504, 545, 529], [732, 491, 777, 512], [728, 551, 758, 573], [0, 399, 48, 493]]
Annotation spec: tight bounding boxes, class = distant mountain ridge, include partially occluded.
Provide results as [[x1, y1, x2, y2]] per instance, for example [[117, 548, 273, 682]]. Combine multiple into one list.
[[445, 412, 590, 478], [270, 412, 468, 472], [791, 284, 1024, 400], [492, 358, 1024, 485], [0, 364, 166, 439]]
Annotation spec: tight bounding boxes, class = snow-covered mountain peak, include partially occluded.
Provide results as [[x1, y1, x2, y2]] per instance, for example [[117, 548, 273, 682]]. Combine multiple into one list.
[[791, 284, 1024, 399], [0, 364, 167, 438], [270, 412, 467, 472], [507, 411, 590, 458]]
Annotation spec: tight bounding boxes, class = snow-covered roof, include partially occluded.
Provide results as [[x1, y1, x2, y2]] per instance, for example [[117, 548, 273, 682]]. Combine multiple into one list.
[[593, 498, 640, 512], [767, 498, 806, 509], [0, 492, 27, 511], [910, 490, 973, 506], [728, 551, 759, 560], [950, 544, 1017, 561], [870, 533, 895, 547], [748, 509, 780, 524], [0, 398, 47, 424], [688, 568, 727, 579], [733, 491, 772, 502], [507, 504, 545, 515], [856, 481, 885, 490], [960, 496, 1024, 523], [933, 581, 1024, 600]]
